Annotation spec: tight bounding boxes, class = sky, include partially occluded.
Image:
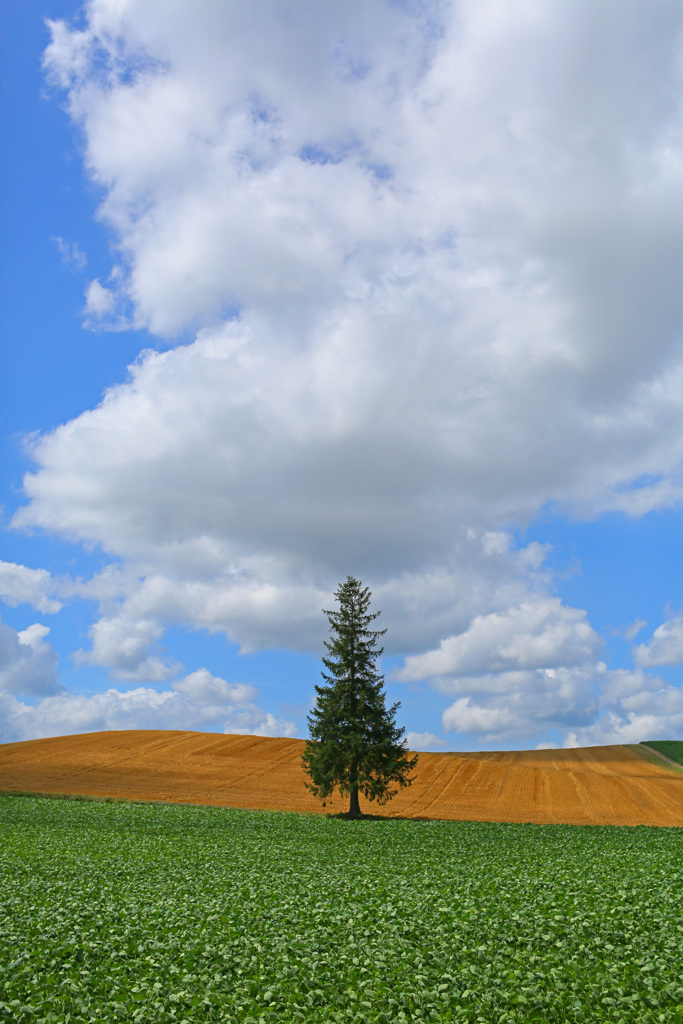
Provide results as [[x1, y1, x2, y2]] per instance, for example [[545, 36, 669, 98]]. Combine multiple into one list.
[[2, 0, 683, 752]]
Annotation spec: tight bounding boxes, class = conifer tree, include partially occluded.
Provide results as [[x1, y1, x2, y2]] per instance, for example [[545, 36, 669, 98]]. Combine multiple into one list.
[[302, 576, 418, 818]]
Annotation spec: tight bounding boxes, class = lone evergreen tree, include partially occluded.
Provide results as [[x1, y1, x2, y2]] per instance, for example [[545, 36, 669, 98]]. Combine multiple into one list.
[[302, 576, 418, 818]]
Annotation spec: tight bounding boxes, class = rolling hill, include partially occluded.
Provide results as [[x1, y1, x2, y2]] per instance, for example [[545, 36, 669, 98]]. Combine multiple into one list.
[[0, 730, 681, 826]]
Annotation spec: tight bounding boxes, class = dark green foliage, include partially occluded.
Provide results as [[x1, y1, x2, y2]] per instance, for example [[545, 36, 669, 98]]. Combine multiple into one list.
[[1, 795, 682, 1024], [301, 576, 417, 817], [641, 740, 683, 767]]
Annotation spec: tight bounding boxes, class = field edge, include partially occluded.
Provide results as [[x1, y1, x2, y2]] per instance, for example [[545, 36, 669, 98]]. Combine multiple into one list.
[[635, 742, 683, 774], [1, 786, 682, 832]]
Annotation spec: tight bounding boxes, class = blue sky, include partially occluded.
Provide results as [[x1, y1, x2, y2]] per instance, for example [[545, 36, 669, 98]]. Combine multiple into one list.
[[2, 0, 683, 751]]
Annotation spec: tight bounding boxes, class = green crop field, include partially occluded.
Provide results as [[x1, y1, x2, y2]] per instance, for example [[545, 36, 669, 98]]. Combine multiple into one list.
[[1, 795, 681, 1024], [641, 740, 683, 767]]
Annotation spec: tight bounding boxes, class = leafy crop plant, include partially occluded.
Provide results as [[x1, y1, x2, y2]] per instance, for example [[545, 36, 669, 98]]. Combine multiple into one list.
[[1, 794, 682, 1023]]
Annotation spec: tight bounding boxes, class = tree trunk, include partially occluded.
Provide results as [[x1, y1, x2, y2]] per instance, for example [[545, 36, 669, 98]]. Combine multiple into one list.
[[348, 785, 361, 819]]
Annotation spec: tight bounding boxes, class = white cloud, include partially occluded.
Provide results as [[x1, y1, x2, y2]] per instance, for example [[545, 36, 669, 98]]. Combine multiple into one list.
[[31, 3, 683, 610], [0, 561, 62, 613], [404, 731, 446, 751], [562, 667, 683, 746], [39, 532, 562, 679], [442, 698, 519, 740], [35, 0, 683, 516], [74, 611, 181, 681], [397, 598, 601, 681], [0, 667, 296, 745], [172, 668, 256, 706], [83, 278, 114, 318], [634, 615, 683, 666], [624, 618, 647, 642], [53, 236, 86, 270], [15, 0, 683, 745], [439, 665, 602, 746], [0, 616, 61, 698]]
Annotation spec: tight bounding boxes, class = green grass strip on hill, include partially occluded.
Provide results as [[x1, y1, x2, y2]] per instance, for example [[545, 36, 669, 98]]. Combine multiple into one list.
[[0, 794, 682, 1024], [640, 740, 683, 768]]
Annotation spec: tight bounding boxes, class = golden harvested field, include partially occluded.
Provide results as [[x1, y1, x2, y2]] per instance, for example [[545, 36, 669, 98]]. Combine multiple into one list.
[[0, 730, 681, 826]]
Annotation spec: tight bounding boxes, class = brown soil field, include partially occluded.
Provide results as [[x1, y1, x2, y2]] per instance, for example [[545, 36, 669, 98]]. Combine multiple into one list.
[[0, 730, 682, 826]]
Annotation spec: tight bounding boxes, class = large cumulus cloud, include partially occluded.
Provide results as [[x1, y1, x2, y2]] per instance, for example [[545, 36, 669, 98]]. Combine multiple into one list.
[[9, 0, 683, 745]]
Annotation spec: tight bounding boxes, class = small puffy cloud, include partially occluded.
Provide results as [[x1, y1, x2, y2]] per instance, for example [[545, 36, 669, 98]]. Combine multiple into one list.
[[634, 616, 683, 666], [602, 667, 657, 701], [442, 698, 518, 740], [84, 278, 114, 317], [404, 731, 446, 751], [0, 668, 296, 745], [74, 612, 180, 681], [222, 710, 298, 739], [440, 666, 601, 746], [0, 616, 61, 698], [43, 17, 91, 90], [397, 598, 601, 681], [0, 561, 62, 613], [19, 623, 51, 646], [172, 668, 256, 706], [564, 668, 683, 746]]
